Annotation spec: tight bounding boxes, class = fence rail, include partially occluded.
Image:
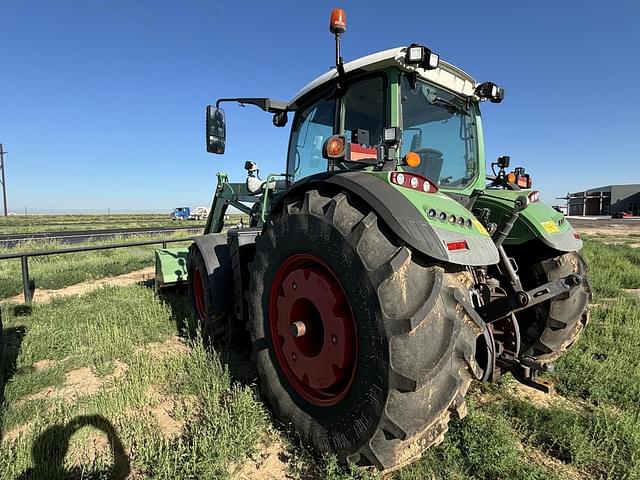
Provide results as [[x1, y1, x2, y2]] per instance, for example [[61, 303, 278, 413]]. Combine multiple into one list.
[[0, 237, 194, 303]]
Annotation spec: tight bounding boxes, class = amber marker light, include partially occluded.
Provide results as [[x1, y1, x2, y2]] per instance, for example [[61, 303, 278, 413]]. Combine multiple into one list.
[[330, 8, 346, 34], [404, 152, 421, 168], [507, 172, 516, 184], [323, 135, 346, 159]]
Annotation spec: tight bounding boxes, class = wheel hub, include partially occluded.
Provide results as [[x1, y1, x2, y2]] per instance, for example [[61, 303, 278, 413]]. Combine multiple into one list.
[[269, 254, 357, 406]]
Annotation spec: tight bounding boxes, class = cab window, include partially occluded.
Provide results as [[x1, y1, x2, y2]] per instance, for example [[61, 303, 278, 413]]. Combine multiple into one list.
[[287, 95, 336, 181], [342, 76, 385, 146]]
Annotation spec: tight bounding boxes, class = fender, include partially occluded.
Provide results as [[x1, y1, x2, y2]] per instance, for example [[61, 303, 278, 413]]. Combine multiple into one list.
[[272, 171, 500, 266], [475, 191, 582, 252], [190, 233, 233, 315]]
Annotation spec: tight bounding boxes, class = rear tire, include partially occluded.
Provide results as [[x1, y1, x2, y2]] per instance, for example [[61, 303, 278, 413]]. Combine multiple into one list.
[[247, 189, 482, 470], [518, 251, 591, 362]]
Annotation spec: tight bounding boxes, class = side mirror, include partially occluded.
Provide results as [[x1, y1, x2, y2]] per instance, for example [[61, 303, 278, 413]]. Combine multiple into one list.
[[206, 106, 226, 154]]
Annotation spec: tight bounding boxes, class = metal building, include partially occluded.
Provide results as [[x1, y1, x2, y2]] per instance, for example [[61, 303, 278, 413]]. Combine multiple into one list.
[[567, 184, 640, 216]]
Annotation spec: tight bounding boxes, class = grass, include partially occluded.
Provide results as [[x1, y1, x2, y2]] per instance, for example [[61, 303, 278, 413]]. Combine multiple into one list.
[[1, 237, 640, 478], [0, 214, 207, 235], [0, 285, 270, 479]]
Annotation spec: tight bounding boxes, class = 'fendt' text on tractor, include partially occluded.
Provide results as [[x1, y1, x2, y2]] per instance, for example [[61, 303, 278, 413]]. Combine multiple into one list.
[[156, 9, 591, 471]]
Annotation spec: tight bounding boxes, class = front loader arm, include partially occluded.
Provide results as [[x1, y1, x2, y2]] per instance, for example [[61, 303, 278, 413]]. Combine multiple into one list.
[[204, 173, 255, 234]]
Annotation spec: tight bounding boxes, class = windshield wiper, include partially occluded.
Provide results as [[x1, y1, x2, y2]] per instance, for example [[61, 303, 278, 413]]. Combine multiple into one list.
[[430, 96, 470, 116]]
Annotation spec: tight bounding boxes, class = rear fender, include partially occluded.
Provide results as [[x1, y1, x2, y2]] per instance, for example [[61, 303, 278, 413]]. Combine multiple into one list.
[[271, 171, 499, 267], [475, 191, 582, 252]]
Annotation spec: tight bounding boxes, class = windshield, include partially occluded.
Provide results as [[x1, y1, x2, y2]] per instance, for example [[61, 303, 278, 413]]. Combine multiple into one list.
[[400, 75, 478, 188]]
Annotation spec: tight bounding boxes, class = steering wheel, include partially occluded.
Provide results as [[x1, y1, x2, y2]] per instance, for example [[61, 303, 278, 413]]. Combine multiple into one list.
[[408, 148, 444, 183], [412, 147, 444, 160]]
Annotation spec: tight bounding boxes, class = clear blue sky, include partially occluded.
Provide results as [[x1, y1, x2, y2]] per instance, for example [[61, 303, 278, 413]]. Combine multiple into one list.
[[1, 0, 638, 213]]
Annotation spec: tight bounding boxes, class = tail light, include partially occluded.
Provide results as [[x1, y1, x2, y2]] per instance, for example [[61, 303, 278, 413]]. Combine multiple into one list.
[[528, 190, 540, 202], [390, 171, 438, 193], [446, 240, 469, 251]]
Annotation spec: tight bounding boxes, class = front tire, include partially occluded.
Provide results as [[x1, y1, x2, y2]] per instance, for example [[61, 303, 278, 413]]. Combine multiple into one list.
[[187, 243, 235, 346], [247, 189, 482, 470]]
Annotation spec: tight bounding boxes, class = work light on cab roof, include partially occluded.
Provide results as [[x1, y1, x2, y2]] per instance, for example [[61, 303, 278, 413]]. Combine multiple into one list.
[[405, 42, 440, 70]]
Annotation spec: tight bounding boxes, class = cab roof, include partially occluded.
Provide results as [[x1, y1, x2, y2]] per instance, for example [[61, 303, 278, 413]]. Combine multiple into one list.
[[289, 46, 478, 108]]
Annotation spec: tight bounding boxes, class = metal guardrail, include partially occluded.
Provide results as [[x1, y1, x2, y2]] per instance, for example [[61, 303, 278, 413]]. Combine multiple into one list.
[[0, 237, 194, 303]]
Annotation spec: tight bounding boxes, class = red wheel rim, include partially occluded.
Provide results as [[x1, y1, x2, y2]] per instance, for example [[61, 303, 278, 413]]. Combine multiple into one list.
[[269, 254, 357, 406], [193, 266, 206, 322]]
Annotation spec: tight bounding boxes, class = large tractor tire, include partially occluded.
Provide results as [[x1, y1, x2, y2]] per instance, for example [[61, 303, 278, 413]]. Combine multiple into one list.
[[247, 189, 482, 471], [518, 251, 591, 363], [187, 239, 235, 346]]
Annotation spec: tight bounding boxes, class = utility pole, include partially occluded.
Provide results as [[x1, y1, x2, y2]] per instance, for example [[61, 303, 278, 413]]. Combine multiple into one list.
[[0, 144, 7, 216]]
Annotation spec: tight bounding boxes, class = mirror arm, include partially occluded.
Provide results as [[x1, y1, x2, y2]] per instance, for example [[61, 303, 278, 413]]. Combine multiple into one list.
[[215, 97, 288, 113]]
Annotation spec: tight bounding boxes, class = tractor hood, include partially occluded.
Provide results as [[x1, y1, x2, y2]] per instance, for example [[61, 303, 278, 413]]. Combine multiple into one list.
[[278, 170, 499, 267]]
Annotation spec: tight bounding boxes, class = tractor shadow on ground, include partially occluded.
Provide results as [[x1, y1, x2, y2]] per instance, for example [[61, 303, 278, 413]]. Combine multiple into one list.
[[1, 304, 27, 443], [146, 282, 258, 385], [15, 414, 130, 480]]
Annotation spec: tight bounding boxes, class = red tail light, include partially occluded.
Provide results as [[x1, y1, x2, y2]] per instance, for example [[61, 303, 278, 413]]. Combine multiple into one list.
[[390, 172, 438, 193], [446, 240, 469, 251]]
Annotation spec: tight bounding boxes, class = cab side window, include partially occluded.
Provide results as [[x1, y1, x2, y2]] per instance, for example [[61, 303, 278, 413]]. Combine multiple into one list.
[[288, 96, 336, 181], [342, 76, 385, 146]]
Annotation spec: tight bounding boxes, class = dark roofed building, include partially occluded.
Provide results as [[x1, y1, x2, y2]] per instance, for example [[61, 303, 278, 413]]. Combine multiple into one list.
[[568, 184, 640, 216]]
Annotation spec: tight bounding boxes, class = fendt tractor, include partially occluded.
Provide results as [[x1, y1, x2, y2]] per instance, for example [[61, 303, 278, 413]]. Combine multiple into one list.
[[155, 9, 591, 471]]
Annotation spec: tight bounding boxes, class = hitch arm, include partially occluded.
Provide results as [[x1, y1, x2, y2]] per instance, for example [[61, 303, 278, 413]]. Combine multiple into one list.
[[477, 273, 582, 323]]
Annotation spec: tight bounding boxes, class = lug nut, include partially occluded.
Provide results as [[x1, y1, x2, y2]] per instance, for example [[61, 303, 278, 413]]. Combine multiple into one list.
[[291, 321, 307, 337], [292, 352, 297, 361], [331, 334, 337, 345], [292, 282, 297, 291]]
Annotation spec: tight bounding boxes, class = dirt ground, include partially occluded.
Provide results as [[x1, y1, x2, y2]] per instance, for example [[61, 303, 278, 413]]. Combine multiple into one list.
[[569, 217, 640, 237]]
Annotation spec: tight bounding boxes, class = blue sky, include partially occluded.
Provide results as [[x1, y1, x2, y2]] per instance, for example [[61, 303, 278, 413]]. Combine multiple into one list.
[[1, 0, 638, 213]]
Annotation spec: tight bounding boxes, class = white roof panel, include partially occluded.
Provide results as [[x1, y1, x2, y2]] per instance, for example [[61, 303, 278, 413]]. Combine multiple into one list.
[[289, 46, 478, 106]]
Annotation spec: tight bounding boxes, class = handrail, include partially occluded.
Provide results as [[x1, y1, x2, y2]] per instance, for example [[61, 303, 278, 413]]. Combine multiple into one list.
[[0, 236, 194, 303]]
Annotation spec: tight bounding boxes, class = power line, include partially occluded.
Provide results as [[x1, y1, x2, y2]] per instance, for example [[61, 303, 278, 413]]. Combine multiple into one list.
[[0, 144, 7, 216]]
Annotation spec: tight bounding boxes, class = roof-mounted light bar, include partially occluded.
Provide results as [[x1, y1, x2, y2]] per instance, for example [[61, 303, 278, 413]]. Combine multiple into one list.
[[405, 43, 439, 70], [475, 82, 505, 103]]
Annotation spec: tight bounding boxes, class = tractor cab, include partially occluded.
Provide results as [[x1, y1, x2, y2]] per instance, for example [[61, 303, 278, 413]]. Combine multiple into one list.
[[203, 43, 507, 233], [284, 48, 492, 192]]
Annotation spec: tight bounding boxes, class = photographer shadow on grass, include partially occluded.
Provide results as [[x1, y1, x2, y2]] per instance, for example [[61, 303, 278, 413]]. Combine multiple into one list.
[[15, 414, 130, 480]]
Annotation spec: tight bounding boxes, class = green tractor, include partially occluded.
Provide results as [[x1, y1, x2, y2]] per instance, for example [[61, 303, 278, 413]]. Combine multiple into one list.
[[156, 9, 591, 471]]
